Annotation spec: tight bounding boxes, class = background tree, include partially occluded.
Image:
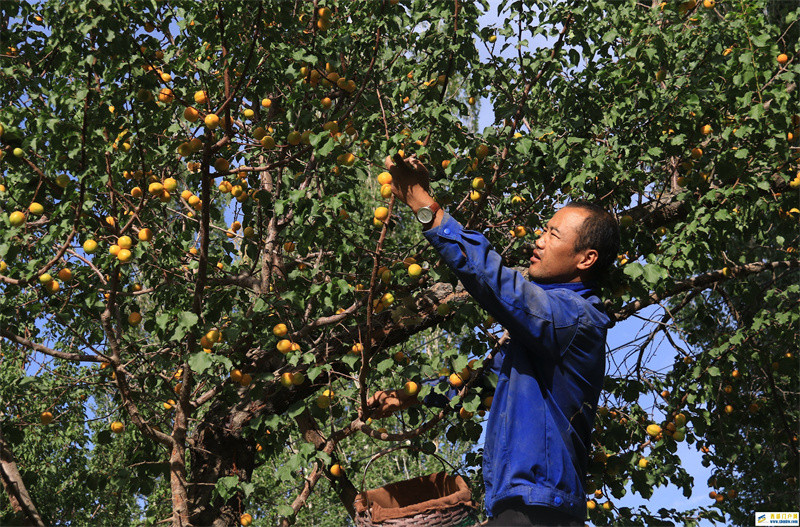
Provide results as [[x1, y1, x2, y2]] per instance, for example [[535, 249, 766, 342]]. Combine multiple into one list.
[[0, 0, 797, 526]]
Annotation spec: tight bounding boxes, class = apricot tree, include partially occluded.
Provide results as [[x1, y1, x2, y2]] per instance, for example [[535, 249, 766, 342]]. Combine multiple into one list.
[[0, 0, 797, 526]]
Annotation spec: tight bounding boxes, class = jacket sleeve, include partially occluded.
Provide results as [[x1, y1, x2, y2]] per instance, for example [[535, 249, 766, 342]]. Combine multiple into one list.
[[423, 213, 576, 356]]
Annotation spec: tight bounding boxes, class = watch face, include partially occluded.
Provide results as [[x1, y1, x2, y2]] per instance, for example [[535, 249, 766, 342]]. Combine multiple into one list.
[[417, 207, 433, 224]]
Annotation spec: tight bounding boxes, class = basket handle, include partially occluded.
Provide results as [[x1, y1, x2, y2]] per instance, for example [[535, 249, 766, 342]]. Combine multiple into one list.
[[359, 443, 470, 495]]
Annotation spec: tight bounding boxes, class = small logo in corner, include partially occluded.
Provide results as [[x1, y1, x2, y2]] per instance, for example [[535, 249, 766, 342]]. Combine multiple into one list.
[[755, 512, 799, 526]]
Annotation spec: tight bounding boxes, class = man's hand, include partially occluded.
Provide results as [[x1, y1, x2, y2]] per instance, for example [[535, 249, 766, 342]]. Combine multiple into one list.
[[383, 154, 433, 213], [366, 389, 419, 419]]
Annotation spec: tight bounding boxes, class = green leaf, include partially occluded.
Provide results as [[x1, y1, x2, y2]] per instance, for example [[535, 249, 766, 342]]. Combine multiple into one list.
[[624, 262, 644, 280], [643, 264, 664, 284], [170, 311, 199, 341], [188, 352, 213, 374]]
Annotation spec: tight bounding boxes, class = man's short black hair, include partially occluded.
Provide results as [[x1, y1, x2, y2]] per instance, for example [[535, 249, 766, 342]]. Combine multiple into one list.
[[563, 201, 620, 281]]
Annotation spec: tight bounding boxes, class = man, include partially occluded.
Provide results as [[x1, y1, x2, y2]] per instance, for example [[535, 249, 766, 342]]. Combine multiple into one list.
[[368, 154, 620, 526]]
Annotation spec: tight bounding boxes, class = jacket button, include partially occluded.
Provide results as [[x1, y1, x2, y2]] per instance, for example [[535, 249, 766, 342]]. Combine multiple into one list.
[[554, 496, 563, 506], [443, 228, 451, 235]]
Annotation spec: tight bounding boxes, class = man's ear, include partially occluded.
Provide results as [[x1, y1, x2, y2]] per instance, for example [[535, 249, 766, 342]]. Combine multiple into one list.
[[576, 249, 598, 271]]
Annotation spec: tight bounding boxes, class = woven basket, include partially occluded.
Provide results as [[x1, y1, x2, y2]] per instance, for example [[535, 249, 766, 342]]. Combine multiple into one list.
[[353, 445, 480, 527]]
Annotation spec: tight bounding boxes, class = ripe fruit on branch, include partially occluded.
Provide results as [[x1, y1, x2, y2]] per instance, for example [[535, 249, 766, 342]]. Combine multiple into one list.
[[377, 172, 392, 185], [83, 239, 98, 253], [316, 389, 334, 409], [449, 372, 465, 387], [214, 158, 230, 172], [40, 411, 54, 425], [163, 178, 177, 192], [402, 381, 419, 397], [260, 135, 276, 149], [337, 152, 356, 166], [380, 292, 395, 306], [330, 464, 343, 477], [273, 323, 288, 337], [158, 88, 174, 103], [110, 421, 125, 433], [183, 107, 199, 122], [118, 236, 133, 249], [128, 312, 142, 325], [240, 513, 253, 526], [777, 53, 789, 65], [204, 114, 220, 129], [408, 264, 422, 277], [8, 211, 25, 227], [646, 424, 661, 437], [374, 207, 389, 221]]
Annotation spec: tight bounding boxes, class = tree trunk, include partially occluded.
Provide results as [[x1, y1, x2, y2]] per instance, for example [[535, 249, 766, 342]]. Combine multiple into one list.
[[188, 403, 256, 526], [0, 427, 45, 527]]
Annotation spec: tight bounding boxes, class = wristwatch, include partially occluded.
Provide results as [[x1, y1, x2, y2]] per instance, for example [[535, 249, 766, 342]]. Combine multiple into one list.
[[415, 202, 441, 225]]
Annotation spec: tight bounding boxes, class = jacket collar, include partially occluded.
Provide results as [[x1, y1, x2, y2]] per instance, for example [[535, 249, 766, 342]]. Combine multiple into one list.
[[533, 281, 597, 299]]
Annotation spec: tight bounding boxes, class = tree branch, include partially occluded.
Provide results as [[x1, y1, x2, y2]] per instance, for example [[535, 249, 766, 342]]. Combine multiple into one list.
[[612, 260, 800, 321]]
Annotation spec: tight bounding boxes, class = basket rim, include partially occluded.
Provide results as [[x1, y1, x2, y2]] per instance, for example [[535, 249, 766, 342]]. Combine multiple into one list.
[[354, 470, 476, 523]]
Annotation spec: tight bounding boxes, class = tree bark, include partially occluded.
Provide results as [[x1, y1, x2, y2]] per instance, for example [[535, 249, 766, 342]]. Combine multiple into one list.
[[0, 427, 45, 527], [188, 399, 257, 527]]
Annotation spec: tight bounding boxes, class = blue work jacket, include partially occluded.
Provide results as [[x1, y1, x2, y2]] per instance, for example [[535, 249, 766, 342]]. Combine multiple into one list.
[[423, 213, 609, 520]]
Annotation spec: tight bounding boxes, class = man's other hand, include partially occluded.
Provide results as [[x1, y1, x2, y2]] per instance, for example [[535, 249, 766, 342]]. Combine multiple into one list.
[[366, 389, 419, 419], [383, 154, 432, 212]]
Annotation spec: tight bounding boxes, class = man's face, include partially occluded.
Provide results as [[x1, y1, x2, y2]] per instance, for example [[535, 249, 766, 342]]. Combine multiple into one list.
[[528, 207, 591, 283]]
